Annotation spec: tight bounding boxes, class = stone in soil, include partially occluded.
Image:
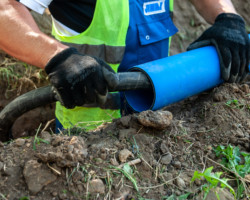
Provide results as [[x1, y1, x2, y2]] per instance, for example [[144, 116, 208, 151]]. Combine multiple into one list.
[[137, 110, 173, 130], [15, 138, 26, 146], [175, 177, 186, 188], [160, 153, 172, 165], [118, 149, 134, 163], [40, 131, 52, 143], [23, 160, 57, 194], [88, 179, 105, 194]]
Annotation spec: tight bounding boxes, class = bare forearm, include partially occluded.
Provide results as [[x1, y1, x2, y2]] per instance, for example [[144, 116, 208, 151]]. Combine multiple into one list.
[[0, 0, 68, 68], [190, 0, 237, 24]]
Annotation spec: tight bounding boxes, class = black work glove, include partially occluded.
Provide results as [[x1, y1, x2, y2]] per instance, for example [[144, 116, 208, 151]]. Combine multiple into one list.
[[188, 13, 250, 83], [45, 48, 118, 109]]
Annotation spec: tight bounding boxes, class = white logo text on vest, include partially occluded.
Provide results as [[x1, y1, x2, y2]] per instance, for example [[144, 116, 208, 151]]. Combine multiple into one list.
[[143, 0, 166, 16]]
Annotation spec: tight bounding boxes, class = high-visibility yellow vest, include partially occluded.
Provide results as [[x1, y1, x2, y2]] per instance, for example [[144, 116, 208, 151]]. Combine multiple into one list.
[[52, 0, 175, 130]]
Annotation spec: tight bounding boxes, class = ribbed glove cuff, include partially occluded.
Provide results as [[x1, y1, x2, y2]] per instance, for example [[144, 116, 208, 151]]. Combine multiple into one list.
[[215, 13, 245, 27], [45, 47, 78, 74]]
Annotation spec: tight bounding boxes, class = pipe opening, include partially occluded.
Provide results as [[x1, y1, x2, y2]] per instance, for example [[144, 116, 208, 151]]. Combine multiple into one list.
[[124, 68, 155, 112]]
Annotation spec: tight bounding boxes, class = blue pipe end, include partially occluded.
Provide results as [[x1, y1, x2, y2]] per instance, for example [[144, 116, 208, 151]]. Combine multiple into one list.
[[125, 34, 250, 112]]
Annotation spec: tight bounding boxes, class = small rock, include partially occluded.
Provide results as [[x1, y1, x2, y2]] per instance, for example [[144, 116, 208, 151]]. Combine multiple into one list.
[[40, 131, 52, 143], [119, 115, 131, 127], [23, 160, 57, 194], [161, 153, 172, 165], [172, 161, 181, 169], [100, 153, 107, 160], [160, 142, 169, 154], [26, 143, 31, 148], [15, 138, 26, 147], [51, 191, 58, 197], [110, 158, 119, 166], [119, 149, 134, 163], [137, 110, 173, 130], [175, 177, 186, 188], [89, 179, 105, 194]]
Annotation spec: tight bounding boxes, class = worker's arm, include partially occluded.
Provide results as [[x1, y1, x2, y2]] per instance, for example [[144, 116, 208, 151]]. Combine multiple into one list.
[[0, 0, 117, 108], [190, 0, 237, 24], [0, 0, 68, 68], [188, 0, 249, 83]]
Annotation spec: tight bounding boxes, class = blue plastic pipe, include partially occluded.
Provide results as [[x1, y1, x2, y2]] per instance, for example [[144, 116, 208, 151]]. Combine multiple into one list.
[[125, 34, 250, 112]]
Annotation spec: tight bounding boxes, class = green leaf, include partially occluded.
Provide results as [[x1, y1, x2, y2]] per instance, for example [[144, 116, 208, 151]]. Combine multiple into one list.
[[19, 197, 30, 200], [191, 167, 235, 198], [110, 165, 139, 191], [163, 195, 175, 200], [38, 138, 50, 145], [236, 183, 245, 199], [178, 193, 191, 200], [123, 163, 133, 174]]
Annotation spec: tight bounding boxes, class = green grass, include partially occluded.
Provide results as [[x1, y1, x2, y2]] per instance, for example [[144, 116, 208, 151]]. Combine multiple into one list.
[[33, 124, 50, 150], [214, 145, 250, 199], [225, 99, 250, 110]]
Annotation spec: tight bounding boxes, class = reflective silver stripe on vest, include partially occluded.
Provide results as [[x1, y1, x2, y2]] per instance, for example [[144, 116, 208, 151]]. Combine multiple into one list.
[[62, 42, 125, 64]]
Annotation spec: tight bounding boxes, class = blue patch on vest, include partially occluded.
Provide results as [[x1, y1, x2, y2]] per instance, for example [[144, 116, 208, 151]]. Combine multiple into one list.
[[144, 0, 166, 15]]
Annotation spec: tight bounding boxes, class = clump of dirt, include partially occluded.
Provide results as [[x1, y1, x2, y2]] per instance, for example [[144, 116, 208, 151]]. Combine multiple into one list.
[[0, 83, 249, 199]]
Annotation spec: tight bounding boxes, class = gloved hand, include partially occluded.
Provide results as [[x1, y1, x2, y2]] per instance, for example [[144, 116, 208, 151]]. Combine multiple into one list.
[[45, 47, 118, 109], [188, 13, 250, 83]]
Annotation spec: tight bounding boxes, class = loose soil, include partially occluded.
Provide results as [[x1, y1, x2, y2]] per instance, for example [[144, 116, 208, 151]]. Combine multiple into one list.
[[0, 1, 249, 200]]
